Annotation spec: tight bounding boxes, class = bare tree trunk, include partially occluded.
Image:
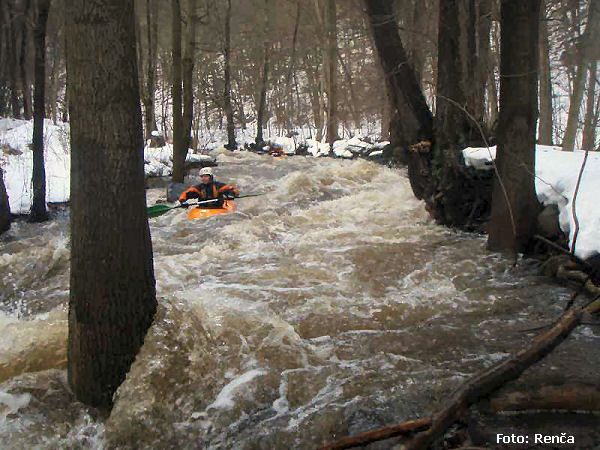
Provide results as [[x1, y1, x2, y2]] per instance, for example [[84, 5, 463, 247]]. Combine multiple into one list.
[[0, 6, 7, 117], [182, 0, 198, 152], [325, 0, 338, 147], [363, 0, 433, 148], [381, 81, 390, 140], [171, 0, 185, 183], [284, 1, 300, 134], [66, 0, 157, 409], [337, 50, 361, 132], [538, 0, 553, 145], [20, 0, 33, 120], [563, 0, 600, 151], [30, 0, 51, 223], [0, 167, 10, 234], [458, 0, 483, 128], [143, 0, 158, 137], [581, 61, 597, 150], [223, 0, 236, 149], [476, 0, 493, 131], [6, 2, 21, 118], [255, 0, 270, 145], [429, 0, 490, 229], [563, 59, 587, 151], [48, 41, 59, 124], [304, 53, 324, 141], [488, 0, 541, 254]]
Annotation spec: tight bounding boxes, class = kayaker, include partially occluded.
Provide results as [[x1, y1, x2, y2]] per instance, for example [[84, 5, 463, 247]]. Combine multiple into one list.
[[179, 167, 240, 208]]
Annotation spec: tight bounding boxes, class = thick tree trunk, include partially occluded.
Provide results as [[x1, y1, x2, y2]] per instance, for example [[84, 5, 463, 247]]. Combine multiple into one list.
[[171, 0, 185, 183], [255, 0, 270, 145], [562, 0, 600, 151], [427, 0, 493, 230], [581, 61, 597, 150], [325, 0, 338, 147], [363, 0, 433, 148], [65, 0, 157, 409], [223, 0, 236, 150], [458, 0, 484, 128], [488, 0, 541, 254], [0, 167, 10, 235], [538, 0, 553, 145], [29, 0, 51, 223], [364, 0, 433, 201]]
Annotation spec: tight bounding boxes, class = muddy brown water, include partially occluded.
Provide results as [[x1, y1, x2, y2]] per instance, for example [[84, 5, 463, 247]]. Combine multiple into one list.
[[1, 150, 598, 448]]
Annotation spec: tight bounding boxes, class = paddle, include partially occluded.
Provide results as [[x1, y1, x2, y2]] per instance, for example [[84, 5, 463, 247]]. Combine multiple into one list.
[[147, 193, 265, 218]]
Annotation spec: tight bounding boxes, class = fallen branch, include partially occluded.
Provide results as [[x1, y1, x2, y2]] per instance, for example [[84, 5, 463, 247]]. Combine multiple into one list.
[[403, 303, 594, 450], [322, 298, 600, 450], [320, 417, 431, 450], [533, 234, 593, 270]]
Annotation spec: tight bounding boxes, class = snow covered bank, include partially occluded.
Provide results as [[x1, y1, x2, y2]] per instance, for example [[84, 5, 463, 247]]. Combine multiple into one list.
[[463, 145, 600, 259], [0, 119, 214, 214], [0, 119, 70, 215]]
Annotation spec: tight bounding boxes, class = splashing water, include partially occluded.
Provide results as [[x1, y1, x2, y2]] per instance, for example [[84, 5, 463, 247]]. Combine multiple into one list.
[[0, 153, 591, 448]]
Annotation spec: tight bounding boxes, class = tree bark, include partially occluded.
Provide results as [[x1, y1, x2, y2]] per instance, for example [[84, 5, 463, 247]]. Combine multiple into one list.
[[143, 0, 158, 138], [182, 0, 198, 154], [223, 0, 236, 150], [428, 0, 493, 229], [337, 49, 361, 132], [476, 0, 493, 130], [65, 0, 157, 409], [381, 81, 391, 140], [29, 0, 51, 223], [0, 167, 10, 234], [488, 0, 541, 254], [48, 39, 60, 124], [6, 2, 21, 118], [255, 0, 270, 145], [284, 0, 300, 135], [20, 0, 33, 120], [458, 0, 483, 128], [363, 0, 433, 148], [171, 0, 185, 183], [538, 0, 553, 145], [0, 5, 7, 117], [581, 61, 597, 150], [325, 0, 338, 147], [304, 53, 324, 141], [562, 0, 600, 151]]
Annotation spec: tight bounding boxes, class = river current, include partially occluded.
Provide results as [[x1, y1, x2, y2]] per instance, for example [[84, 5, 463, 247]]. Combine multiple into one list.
[[0, 150, 594, 448]]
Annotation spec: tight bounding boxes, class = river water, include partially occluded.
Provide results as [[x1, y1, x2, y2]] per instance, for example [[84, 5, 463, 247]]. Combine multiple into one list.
[[0, 151, 595, 448]]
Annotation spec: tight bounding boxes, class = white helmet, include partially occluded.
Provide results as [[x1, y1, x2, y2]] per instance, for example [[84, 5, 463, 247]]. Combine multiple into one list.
[[199, 167, 214, 177]]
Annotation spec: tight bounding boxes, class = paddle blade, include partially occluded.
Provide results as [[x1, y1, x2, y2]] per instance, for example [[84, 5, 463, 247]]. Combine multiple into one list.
[[236, 192, 265, 199], [147, 204, 176, 218]]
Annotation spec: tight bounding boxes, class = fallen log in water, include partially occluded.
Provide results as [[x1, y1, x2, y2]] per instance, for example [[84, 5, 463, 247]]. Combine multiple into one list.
[[404, 299, 600, 450], [322, 298, 600, 450], [320, 417, 431, 450]]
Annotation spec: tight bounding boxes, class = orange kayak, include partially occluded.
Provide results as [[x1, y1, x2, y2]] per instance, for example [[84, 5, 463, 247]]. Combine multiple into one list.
[[187, 200, 237, 220]]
